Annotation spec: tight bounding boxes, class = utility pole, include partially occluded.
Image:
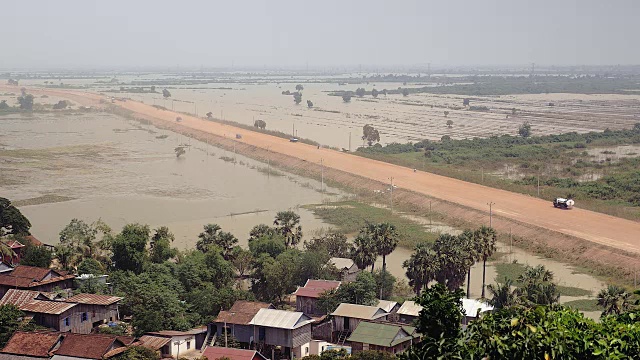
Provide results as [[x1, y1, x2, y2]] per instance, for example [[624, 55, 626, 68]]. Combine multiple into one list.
[[349, 132, 351, 152], [267, 147, 271, 177], [389, 177, 394, 214], [487, 202, 495, 227], [429, 200, 432, 226], [321, 158, 324, 193], [537, 175, 540, 197]]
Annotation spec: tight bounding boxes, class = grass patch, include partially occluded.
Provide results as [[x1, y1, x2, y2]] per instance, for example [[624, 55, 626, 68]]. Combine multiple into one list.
[[557, 285, 593, 297], [304, 200, 439, 248], [13, 195, 75, 207], [494, 262, 527, 283], [563, 299, 600, 312]]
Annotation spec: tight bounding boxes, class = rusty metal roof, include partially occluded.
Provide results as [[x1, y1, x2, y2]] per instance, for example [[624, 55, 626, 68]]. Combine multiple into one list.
[[20, 299, 77, 315], [65, 293, 122, 306], [0, 289, 42, 307], [54, 334, 132, 360], [203, 347, 267, 360], [0, 265, 74, 288], [0, 331, 62, 357], [215, 300, 274, 325], [139, 336, 171, 350], [293, 279, 341, 299]]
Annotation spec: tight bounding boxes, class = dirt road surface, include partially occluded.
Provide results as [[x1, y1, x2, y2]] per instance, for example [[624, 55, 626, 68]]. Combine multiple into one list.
[[6, 86, 640, 257]]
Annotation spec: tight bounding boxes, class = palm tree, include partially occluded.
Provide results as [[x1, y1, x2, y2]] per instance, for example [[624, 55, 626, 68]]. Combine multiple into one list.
[[475, 226, 497, 298], [432, 233, 469, 291], [517, 265, 560, 305], [273, 211, 302, 248], [458, 230, 479, 299], [54, 244, 75, 270], [597, 285, 631, 317], [350, 234, 378, 272], [374, 223, 399, 274], [403, 242, 438, 294], [487, 277, 520, 309], [196, 223, 222, 252]]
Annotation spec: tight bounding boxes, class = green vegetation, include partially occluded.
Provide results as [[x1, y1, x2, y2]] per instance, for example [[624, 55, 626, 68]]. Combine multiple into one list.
[[0, 305, 40, 347], [563, 299, 600, 312], [304, 201, 438, 248], [356, 125, 640, 219]]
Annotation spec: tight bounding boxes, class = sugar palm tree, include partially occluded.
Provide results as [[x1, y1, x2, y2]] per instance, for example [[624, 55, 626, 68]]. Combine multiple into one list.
[[374, 223, 399, 274], [273, 211, 302, 248], [475, 226, 497, 298], [458, 230, 479, 299], [350, 234, 378, 272], [517, 265, 560, 305], [487, 278, 520, 309], [597, 285, 631, 317], [403, 242, 438, 294]]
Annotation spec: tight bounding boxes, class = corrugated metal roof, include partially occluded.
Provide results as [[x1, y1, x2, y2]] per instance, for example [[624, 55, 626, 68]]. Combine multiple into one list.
[[54, 334, 129, 360], [462, 299, 493, 317], [203, 347, 267, 360], [249, 308, 313, 330], [376, 300, 398, 313], [396, 301, 423, 317], [0, 289, 42, 307], [65, 293, 122, 306], [1, 331, 61, 357], [330, 303, 387, 320], [293, 279, 341, 299], [329, 257, 355, 270], [20, 300, 76, 315], [347, 322, 415, 347], [139, 336, 171, 350], [215, 301, 273, 325]]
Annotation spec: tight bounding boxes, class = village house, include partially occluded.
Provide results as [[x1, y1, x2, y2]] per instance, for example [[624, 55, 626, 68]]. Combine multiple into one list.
[[0, 332, 135, 360], [0, 265, 75, 298], [249, 308, 314, 359], [293, 279, 341, 315], [202, 347, 267, 360], [461, 298, 493, 326], [140, 328, 207, 359], [328, 258, 360, 282], [376, 300, 399, 314], [0, 331, 63, 360], [211, 301, 275, 347], [330, 303, 388, 344], [0, 289, 122, 334], [395, 300, 422, 324], [347, 322, 418, 354]]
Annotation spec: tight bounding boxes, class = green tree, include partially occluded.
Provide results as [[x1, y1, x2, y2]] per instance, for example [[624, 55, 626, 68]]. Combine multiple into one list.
[[371, 223, 399, 275], [0, 197, 31, 236], [230, 246, 253, 278], [597, 284, 631, 317], [342, 92, 352, 103], [518, 121, 532, 137], [77, 257, 105, 275], [474, 226, 497, 298], [248, 234, 287, 258], [307, 100, 313, 108], [446, 119, 453, 128], [162, 89, 171, 98], [253, 119, 267, 129], [401, 88, 409, 97], [356, 88, 366, 97], [0, 304, 39, 347], [350, 233, 378, 272], [20, 241, 52, 268], [273, 211, 302, 248], [196, 224, 238, 259], [17, 94, 34, 110], [175, 146, 186, 158], [113, 345, 160, 360], [304, 231, 350, 257], [486, 277, 520, 309], [317, 272, 377, 314], [52, 100, 68, 109], [432, 234, 470, 291], [248, 224, 277, 241], [59, 219, 98, 264], [149, 226, 177, 263], [54, 244, 75, 271], [371, 89, 379, 98], [403, 242, 438, 294], [517, 265, 560, 305], [295, 84, 304, 91], [0, 100, 9, 110], [111, 223, 150, 274], [362, 124, 380, 146], [373, 269, 396, 300]]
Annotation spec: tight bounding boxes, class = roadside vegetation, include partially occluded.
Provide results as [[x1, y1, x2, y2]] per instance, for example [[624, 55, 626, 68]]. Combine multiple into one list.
[[357, 124, 640, 220]]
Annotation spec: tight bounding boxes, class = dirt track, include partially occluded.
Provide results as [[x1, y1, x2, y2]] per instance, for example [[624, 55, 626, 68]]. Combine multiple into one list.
[[5, 86, 640, 259]]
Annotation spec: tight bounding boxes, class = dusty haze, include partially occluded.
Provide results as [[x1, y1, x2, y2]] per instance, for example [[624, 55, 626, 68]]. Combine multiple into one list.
[[1, 0, 638, 69]]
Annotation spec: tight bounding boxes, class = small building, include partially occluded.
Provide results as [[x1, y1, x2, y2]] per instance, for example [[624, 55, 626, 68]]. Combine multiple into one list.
[[461, 298, 493, 326], [330, 303, 388, 336], [0, 289, 122, 334], [202, 347, 267, 360], [249, 308, 314, 359], [0, 265, 74, 298], [293, 279, 341, 315], [395, 301, 423, 325], [328, 258, 360, 282], [0, 240, 24, 265], [347, 322, 417, 354], [299, 340, 351, 357], [376, 300, 399, 314], [0, 331, 63, 360], [212, 301, 275, 347], [50, 333, 134, 360], [141, 328, 207, 359]]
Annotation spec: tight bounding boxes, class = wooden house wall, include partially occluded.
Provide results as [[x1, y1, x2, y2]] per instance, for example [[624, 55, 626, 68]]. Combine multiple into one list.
[[291, 324, 312, 348]]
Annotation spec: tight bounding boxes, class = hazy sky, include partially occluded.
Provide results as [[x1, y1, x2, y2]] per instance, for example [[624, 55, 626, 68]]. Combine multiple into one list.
[[1, 0, 638, 69]]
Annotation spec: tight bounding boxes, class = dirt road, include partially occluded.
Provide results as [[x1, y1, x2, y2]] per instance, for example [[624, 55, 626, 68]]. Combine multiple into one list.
[[6, 86, 640, 256]]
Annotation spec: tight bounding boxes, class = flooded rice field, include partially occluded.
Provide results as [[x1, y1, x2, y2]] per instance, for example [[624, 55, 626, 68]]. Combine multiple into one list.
[[17, 74, 640, 149], [0, 112, 342, 249]]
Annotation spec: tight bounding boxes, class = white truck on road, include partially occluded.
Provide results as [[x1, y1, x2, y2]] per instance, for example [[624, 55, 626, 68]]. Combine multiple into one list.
[[553, 198, 575, 209]]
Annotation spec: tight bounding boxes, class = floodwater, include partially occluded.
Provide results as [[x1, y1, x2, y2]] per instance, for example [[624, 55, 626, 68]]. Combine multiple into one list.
[[0, 112, 342, 249]]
